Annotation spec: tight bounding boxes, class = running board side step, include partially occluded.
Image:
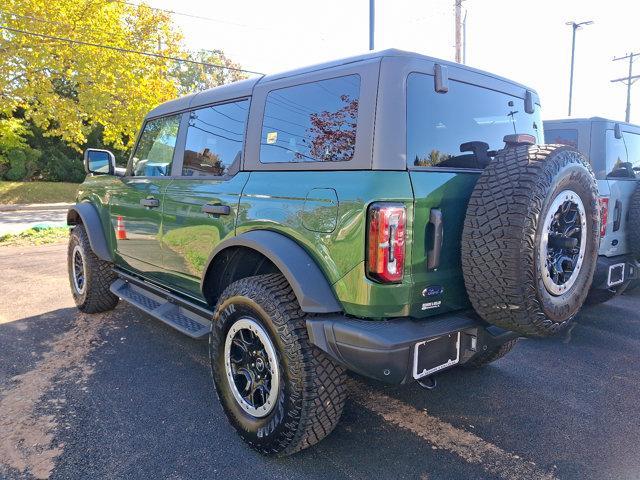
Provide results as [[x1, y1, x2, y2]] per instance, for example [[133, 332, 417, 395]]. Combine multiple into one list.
[[110, 272, 212, 339]]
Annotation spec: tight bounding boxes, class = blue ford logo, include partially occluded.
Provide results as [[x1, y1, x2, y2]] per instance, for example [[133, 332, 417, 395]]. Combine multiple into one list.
[[422, 285, 444, 297]]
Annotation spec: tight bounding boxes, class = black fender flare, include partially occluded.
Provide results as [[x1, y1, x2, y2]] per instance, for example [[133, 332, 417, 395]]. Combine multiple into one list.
[[67, 203, 113, 262], [202, 230, 342, 314]]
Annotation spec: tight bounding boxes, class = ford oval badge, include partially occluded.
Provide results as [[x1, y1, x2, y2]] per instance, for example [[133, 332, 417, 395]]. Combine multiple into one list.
[[422, 285, 444, 297]]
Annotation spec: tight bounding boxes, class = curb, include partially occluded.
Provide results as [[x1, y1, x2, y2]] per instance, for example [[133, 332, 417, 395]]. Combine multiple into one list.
[[0, 203, 73, 212]]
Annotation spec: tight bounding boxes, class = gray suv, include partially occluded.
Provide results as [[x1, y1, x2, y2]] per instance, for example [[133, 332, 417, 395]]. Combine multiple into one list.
[[545, 117, 640, 303]]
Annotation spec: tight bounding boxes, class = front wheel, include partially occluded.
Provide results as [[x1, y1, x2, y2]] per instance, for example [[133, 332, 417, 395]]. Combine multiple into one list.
[[67, 225, 119, 313], [209, 274, 347, 456]]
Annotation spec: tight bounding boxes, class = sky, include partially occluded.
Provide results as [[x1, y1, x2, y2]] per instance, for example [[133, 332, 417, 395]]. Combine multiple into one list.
[[151, 0, 640, 123]]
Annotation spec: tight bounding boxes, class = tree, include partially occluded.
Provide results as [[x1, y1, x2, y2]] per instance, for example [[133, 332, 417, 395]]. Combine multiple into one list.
[[172, 49, 247, 96], [0, 1, 245, 154], [306, 95, 358, 162]]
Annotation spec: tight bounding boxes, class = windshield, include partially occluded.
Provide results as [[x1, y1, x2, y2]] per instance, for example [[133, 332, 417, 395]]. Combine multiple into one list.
[[407, 73, 542, 169]]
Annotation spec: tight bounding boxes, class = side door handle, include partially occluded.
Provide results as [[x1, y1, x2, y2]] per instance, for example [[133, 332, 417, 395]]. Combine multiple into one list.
[[202, 203, 231, 216], [140, 197, 160, 208], [427, 208, 443, 271]]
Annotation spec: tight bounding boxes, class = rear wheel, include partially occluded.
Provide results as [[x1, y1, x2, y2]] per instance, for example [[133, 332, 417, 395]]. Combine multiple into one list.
[[462, 144, 600, 337], [628, 184, 640, 259], [67, 225, 119, 313], [464, 339, 518, 368], [209, 273, 347, 456]]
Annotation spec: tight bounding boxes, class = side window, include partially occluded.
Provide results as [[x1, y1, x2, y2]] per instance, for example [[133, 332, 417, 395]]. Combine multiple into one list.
[[182, 99, 249, 177], [545, 129, 578, 148], [606, 129, 629, 177], [260, 75, 361, 163], [623, 131, 640, 175], [131, 114, 181, 177], [407, 73, 541, 169]]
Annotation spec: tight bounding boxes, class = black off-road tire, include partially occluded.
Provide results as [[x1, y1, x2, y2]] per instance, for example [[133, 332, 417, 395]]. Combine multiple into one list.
[[464, 339, 518, 368], [209, 273, 347, 456], [68, 224, 119, 313], [628, 184, 640, 259], [462, 144, 600, 337]]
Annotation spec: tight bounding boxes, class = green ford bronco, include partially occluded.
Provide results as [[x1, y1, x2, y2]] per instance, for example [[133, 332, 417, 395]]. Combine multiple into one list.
[[67, 49, 611, 455]]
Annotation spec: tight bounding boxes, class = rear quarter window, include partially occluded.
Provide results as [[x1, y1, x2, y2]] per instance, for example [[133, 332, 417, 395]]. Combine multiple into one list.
[[623, 131, 640, 177], [407, 73, 542, 170], [606, 129, 629, 177], [259, 75, 360, 163], [545, 129, 578, 148]]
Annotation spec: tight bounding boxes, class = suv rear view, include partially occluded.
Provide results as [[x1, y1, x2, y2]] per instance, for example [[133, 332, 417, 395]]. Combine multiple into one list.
[[545, 118, 640, 303], [69, 50, 602, 455]]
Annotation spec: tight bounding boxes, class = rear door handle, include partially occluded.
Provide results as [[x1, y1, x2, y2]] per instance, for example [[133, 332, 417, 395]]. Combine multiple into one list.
[[140, 197, 160, 208], [613, 200, 622, 232], [202, 204, 231, 216], [427, 208, 443, 271]]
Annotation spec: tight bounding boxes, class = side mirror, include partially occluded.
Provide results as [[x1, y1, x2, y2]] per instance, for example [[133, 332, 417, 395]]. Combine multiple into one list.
[[84, 148, 116, 175]]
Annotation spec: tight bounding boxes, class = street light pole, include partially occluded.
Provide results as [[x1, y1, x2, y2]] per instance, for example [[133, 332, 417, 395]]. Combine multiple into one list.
[[566, 20, 593, 117], [369, 0, 375, 51]]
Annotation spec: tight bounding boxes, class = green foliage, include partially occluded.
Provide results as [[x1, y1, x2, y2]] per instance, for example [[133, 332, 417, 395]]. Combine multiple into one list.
[[0, 226, 69, 246], [0, 2, 248, 181], [172, 50, 248, 96], [0, 180, 78, 204]]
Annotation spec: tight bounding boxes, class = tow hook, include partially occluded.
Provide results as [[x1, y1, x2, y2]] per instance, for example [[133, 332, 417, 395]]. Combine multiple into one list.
[[417, 375, 437, 390]]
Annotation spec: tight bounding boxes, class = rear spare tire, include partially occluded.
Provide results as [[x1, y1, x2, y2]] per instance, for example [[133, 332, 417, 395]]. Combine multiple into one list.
[[462, 144, 600, 337]]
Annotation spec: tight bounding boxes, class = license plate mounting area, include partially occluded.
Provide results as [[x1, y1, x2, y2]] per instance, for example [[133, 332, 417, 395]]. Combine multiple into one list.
[[413, 332, 461, 380]]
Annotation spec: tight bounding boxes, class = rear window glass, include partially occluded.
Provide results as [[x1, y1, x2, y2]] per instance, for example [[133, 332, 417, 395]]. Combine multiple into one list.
[[260, 75, 360, 163], [182, 99, 248, 177], [545, 129, 578, 148], [623, 131, 640, 176], [407, 73, 541, 169], [606, 129, 629, 177]]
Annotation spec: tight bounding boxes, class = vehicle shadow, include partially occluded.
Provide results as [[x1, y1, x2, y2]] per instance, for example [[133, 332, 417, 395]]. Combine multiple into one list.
[[3, 298, 638, 480]]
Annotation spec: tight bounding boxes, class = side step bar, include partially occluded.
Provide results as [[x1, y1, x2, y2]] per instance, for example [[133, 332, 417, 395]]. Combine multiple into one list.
[[110, 271, 213, 339]]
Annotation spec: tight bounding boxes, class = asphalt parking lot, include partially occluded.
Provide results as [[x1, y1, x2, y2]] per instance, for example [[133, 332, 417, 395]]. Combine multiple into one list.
[[1, 243, 640, 480]]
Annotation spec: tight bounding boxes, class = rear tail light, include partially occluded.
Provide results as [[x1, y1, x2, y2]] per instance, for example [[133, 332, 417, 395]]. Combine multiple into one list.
[[599, 197, 609, 237], [367, 203, 406, 283]]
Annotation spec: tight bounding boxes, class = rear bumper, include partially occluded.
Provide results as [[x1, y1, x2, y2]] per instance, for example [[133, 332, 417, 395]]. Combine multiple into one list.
[[306, 313, 518, 384], [591, 254, 639, 290]]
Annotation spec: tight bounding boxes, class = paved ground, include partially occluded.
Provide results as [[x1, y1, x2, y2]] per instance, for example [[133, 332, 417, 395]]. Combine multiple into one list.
[[1, 243, 640, 480], [0, 207, 68, 235]]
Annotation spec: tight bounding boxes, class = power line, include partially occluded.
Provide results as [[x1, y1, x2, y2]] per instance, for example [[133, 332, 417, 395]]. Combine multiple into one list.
[[0, 9, 61, 26], [113, 1, 261, 29], [0, 25, 262, 75], [611, 52, 640, 123]]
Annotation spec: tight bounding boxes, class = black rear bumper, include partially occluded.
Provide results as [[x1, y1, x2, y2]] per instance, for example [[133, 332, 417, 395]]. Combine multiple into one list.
[[306, 313, 518, 384], [591, 254, 639, 290]]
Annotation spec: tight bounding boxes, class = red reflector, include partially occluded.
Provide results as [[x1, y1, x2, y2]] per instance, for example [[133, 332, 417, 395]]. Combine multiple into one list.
[[367, 203, 406, 283], [599, 197, 609, 237]]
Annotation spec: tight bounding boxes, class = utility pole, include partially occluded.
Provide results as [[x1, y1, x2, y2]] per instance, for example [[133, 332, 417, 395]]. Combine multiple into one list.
[[455, 0, 463, 63], [566, 20, 593, 116], [611, 52, 640, 123], [462, 9, 467, 64], [369, 0, 375, 51]]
